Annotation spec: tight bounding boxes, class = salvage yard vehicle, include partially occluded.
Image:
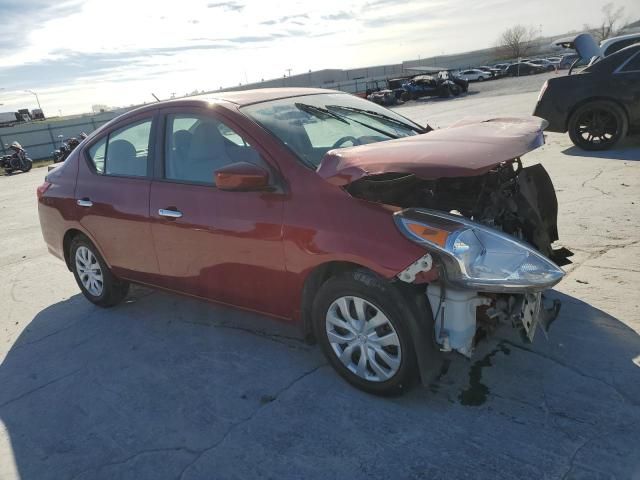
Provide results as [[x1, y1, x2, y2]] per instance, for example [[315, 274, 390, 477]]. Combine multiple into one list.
[[534, 43, 640, 150], [401, 74, 460, 100], [38, 88, 567, 395], [505, 62, 545, 76]]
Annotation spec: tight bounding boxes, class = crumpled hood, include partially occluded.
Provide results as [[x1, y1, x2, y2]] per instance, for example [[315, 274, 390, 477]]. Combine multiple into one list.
[[316, 116, 548, 186]]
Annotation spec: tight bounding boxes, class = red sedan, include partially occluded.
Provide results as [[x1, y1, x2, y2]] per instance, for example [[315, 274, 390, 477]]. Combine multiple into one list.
[[38, 88, 566, 395]]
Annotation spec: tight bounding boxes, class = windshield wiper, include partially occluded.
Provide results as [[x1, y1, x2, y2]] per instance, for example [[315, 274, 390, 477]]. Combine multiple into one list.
[[326, 105, 429, 134], [296, 102, 399, 139], [295, 103, 349, 124]]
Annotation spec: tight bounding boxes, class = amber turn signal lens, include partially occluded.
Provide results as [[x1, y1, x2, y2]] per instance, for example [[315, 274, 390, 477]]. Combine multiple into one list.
[[406, 221, 449, 247]]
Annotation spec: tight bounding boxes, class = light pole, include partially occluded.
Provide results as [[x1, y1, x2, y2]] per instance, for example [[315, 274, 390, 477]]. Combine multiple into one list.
[[24, 89, 42, 111]]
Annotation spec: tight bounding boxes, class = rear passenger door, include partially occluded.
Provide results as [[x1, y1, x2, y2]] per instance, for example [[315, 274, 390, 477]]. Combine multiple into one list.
[[76, 113, 160, 283], [149, 107, 289, 317]]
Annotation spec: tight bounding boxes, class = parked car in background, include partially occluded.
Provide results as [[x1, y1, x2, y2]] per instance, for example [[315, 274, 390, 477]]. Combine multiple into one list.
[[477, 66, 502, 77], [528, 59, 556, 71], [457, 69, 489, 81], [505, 62, 545, 76], [438, 70, 469, 92], [38, 88, 567, 395], [558, 54, 580, 69], [534, 43, 640, 150], [600, 32, 640, 57], [401, 74, 460, 99], [556, 32, 640, 58], [367, 89, 398, 106]]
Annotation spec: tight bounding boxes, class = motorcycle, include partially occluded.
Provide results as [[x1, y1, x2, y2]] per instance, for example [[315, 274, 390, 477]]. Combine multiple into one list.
[[1, 141, 32, 174], [52, 132, 87, 163]]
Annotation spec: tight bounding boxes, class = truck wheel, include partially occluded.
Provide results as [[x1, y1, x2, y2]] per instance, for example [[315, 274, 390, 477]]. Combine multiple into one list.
[[70, 234, 129, 307], [312, 270, 419, 396], [568, 100, 628, 151]]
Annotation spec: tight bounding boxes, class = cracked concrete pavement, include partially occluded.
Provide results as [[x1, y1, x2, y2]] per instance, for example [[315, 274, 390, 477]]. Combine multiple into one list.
[[1, 82, 639, 479]]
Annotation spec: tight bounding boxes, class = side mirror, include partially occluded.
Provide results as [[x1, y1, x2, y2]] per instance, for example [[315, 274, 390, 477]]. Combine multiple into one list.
[[215, 162, 270, 191]]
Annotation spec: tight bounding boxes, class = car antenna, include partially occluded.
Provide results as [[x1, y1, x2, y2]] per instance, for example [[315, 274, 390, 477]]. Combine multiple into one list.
[[151, 93, 161, 103]]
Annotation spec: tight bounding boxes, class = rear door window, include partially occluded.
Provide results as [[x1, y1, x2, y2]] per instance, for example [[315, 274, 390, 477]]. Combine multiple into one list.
[[620, 52, 640, 72], [86, 118, 152, 177], [105, 120, 152, 177]]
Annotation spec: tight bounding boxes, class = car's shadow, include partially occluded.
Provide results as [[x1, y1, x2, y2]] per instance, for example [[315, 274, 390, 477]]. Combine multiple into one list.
[[561, 135, 640, 160], [1, 287, 639, 479]]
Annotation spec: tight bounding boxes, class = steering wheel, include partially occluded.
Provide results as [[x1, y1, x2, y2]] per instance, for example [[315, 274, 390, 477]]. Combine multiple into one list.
[[332, 136, 360, 149]]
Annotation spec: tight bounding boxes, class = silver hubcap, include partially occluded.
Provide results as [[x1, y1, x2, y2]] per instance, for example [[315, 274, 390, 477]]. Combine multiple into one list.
[[325, 296, 402, 382], [75, 246, 104, 296]]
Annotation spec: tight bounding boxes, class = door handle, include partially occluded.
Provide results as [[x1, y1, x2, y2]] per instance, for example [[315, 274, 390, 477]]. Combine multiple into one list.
[[158, 208, 183, 219], [77, 199, 93, 207]]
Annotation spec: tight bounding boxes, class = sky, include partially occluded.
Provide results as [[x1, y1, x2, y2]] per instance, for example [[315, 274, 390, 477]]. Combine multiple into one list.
[[0, 0, 638, 115]]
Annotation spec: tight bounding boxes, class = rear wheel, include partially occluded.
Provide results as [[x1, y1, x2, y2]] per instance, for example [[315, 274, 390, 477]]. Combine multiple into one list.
[[312, 270, 418, 396], [568, 100, 628, 151], [478, 76, 485, 82], [70, 235, 129, 307]]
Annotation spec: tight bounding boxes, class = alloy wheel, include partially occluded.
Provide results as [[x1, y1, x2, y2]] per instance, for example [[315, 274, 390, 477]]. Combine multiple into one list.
[[574, 108, 619, 147], [75, 246, 104, 296], [325, 296, 401, 382]]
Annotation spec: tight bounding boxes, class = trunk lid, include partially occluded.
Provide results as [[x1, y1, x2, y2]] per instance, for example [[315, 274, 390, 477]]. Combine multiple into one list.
[[316, 116, 548, 186]]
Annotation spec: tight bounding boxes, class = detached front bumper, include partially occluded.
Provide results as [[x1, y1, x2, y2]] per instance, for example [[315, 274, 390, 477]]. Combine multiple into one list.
[[424, 283, 562, 358]]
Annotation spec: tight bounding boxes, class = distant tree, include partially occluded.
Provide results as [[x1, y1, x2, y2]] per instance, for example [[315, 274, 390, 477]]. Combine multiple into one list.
[[495, 25, 538, 59], [584, 2, 628, 41]]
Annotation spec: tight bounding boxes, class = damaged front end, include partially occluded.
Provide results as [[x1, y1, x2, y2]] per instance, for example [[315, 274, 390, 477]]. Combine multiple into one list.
[[394, 208, 564, 358], [318, 116, 570, 359]]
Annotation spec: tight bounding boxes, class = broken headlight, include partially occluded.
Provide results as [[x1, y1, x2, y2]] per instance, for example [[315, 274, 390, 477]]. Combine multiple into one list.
[[394, 209, 564, 292]]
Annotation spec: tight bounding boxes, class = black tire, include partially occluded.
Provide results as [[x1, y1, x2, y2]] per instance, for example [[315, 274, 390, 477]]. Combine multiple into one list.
[[478, 76, 485, 82], [70, 234, 129, 307], [312, 269, 419, 396], [22, 158, 32, 172], [568, 100, 628, 151]]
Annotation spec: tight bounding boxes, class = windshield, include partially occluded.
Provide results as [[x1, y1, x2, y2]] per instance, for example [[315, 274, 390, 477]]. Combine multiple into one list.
[[241, 93, 426, 167]]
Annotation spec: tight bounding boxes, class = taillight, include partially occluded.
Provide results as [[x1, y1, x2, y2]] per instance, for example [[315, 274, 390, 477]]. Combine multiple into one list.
[[537, 81, 548, 102], [37, 181, 52, 200]]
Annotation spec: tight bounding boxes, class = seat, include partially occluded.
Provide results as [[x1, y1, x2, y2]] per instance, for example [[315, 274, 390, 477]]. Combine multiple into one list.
[[106, 139, 144, 176], [183, 121, 232, 184], [167, 130, 192, 179]]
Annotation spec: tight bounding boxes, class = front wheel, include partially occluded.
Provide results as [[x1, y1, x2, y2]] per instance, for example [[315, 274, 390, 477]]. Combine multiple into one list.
[[568, 100, 628, 151], [312, 270, 419, 396], [21, 158, 32, 172], [70, 235, 129, 307]]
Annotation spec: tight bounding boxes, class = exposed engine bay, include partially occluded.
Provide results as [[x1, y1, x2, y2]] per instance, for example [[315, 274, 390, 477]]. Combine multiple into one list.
[[347, 159, 568, 262], [346, 159, 571, 357]]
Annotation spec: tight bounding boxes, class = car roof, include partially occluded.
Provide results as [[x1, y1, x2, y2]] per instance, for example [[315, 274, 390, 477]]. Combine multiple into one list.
[[600, 32, 640, 50], [109, 87, 346, 119], [206, 87, 343, 106]]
